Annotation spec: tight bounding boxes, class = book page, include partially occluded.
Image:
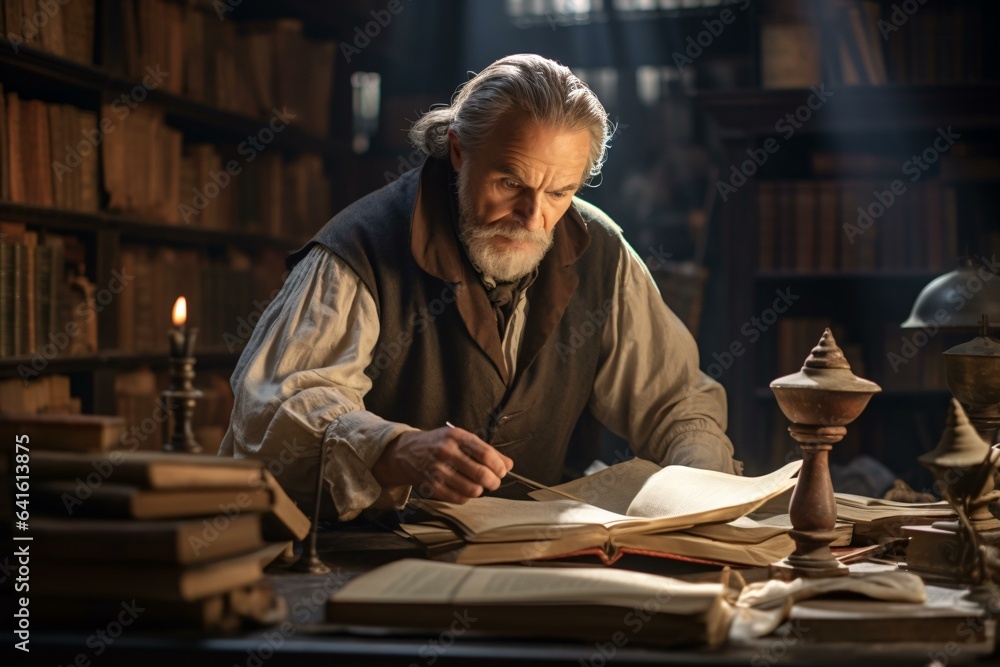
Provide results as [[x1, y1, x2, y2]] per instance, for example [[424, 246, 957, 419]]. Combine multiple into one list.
[[332, 559, 724, 613], [615, 531, 794, 568], [331, 559, 474, 604], [462, 563, 722, 612], [398, 522, 463, 547], [686, 514, 793, 544], [454, 533, 607, 565], [625, 460, 802, 520], [527, 458, 662, 514], [415, 496, 636, 541]]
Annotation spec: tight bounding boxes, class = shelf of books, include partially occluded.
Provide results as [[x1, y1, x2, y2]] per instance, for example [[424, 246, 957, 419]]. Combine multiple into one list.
[[699, 0, 1000, 484], [0, 0, 346, 447]]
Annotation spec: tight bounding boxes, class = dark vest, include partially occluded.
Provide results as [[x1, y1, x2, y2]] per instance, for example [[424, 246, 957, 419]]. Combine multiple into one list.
[[285, 158, 622, 490]]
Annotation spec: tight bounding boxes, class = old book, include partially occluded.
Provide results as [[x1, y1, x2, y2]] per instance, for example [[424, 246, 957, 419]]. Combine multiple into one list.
[[924, 178, 944, 270], [839, 0, 885, 85], [32, 514, 264, 565], [77, 109, 99, 211], [2, 1, 16, 40], [10, 238, 24, 355], [38, 0, 64, 55], [0, 413, 125, 451], [777, 181, 796, 269], [35, 580, 283, 632], [262, 468, 310, 542], [788, 590, 989, 643], [449, 527, 797, 568], [756, 181, 777, 270], [836, 493, 955, 515], [33, 481, 273, 519], [33, 450, 264, 488], [838, 181, 860, 270], [48, 104, 66, 208], [793, 181, 817, 271], [5, 92, 23, 203], [760, 20, 821, 89], [22, 231, 35, 356], [816, 181, 839, 271], [858, 0, 888, 82], [19, 0, 37, 47], [901, 524, 964, 578], [327, 559, 733, 648], [413, 460, 801, 567], [836, 492, 956, 541], [62, 0, 95, 63], [31, 99, 53, 207], [0, 83, 7, 201], [0, 235, 11, 358], [33, 541, 289, 601]]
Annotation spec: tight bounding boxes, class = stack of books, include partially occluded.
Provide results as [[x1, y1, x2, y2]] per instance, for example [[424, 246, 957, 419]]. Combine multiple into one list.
[[29, 451, 310, 631]]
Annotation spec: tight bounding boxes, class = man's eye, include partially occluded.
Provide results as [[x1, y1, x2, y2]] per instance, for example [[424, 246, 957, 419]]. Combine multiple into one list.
[[550, 191, 567, 200], [503, 179, 519, 189]]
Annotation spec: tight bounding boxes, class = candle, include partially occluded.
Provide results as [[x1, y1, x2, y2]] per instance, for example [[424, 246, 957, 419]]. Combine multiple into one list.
[[170, 297, 188, 358], [172, 296, 187, 331]]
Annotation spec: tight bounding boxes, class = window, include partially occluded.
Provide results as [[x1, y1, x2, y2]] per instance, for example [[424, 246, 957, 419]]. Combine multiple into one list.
[[506, 0, 604, 27], [636, 65, 694, 105], [574, 67, 618, 108], [351, 72, 381, 154]]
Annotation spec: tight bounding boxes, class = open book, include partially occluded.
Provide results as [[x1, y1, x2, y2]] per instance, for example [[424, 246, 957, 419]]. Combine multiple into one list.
[[411, 459, 805, 566], [326, 559, 734, 648], [835, 492, 956, 541]]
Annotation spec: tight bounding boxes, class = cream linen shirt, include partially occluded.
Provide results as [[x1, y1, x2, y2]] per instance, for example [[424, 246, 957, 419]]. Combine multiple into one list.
[[219, 239, 740, 521]]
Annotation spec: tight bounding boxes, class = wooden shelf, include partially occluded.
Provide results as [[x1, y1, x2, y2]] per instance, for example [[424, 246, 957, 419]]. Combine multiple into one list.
[[0, 41, 347, 159], [0, 202, 299, 251], [753, 269, 943, 282], [0, 348, 241, 374], [511, 3, 756, 26], [697, 83, 1000, 136]]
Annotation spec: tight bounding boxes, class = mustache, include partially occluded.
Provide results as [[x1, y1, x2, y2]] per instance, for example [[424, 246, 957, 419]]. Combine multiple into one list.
[[463, 220, 549, 244]]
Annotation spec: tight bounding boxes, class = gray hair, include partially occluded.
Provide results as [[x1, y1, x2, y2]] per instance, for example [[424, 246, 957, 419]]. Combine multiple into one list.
[[409, 54, 612, 185]]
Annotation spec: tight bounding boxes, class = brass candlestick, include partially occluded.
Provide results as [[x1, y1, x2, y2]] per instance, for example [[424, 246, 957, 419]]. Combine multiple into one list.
[[289, 441, 331, 574], [769, 329, 881, 580], [943, 316, 1000, 447], [162, 353, 204, 454]]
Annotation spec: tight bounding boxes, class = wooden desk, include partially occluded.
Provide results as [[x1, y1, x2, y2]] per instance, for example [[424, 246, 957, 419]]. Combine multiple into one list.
[[29, 523, 999, 666]]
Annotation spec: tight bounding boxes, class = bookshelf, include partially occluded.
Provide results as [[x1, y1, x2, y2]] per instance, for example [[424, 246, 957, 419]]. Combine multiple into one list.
[[698, 0, 1000, 487], [0, 0, 362, 450]]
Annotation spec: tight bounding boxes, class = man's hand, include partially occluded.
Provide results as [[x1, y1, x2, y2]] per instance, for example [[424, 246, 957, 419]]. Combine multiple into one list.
[[372, 426, 514, 503]]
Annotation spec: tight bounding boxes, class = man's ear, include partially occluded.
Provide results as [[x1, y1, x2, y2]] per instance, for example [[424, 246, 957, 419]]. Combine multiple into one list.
[[448, 129, 463, 172]]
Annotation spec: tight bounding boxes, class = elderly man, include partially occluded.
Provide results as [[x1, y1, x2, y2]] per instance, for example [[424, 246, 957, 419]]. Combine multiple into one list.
[[219, 54, 741, 521]]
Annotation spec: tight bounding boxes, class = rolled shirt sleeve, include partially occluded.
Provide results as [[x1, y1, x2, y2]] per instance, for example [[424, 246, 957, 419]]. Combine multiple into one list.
[[218, 245, 417, 521], [588, 239, 743, 475]]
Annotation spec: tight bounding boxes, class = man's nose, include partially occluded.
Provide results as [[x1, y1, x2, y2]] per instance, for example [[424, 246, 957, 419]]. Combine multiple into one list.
[[515, 193, 544, 233]]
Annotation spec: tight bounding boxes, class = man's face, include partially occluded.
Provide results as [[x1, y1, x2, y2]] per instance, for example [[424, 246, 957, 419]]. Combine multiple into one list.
[[450, 113, 591, 282]]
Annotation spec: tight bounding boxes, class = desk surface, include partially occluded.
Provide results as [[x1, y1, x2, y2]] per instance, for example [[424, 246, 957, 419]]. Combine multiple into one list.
[[30, 523, 1000, 667]]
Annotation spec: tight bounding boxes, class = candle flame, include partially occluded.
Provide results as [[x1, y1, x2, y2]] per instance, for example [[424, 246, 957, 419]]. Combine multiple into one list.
[[172, 297, 187, 326]]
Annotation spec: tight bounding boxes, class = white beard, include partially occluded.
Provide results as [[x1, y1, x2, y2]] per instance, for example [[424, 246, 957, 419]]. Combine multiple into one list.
[[456, 166, 554, 283]]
